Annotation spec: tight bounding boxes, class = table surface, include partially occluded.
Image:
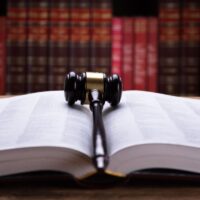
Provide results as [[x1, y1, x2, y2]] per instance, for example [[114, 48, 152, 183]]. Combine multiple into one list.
[[1, 178, 200, 200], [0, 95, 200, 199]]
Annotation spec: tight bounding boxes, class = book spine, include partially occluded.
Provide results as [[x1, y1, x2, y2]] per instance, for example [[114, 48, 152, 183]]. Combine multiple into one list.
[[111, 18, 123, 77], [6, 0, 27, 94], [69, 0, 90, 73], [147, 17, 158, 92], [69, 0, 78, 72], [91, 0, 112, 74], [0, 17, 6, 94], [133, 17, 148, 90], [122, 18, 133, 90], [77, 0, 90, 72], [49, 0, 70, 90], [181, 0, 200, 95], [27, 0, 49, 92], [159, 0, 181, 95]]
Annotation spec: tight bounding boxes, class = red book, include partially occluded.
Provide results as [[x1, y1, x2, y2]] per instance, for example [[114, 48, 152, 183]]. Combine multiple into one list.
[[0, 17, 6, 94], [147, 17, 158, 92], [133, 18, 148, 90], [111, 18, 123, 77], [122, 18, 133, 90]]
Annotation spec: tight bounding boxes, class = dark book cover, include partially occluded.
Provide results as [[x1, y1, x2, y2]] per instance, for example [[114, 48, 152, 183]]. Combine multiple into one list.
[[0, 17, 6, 95], [27, 0, 49, 92], [180, 0, 200, 96], [76, 0, 90, 72], [147, 17, 158, 92], [49, 0, 70, 90], [90, 0, 112, 74], [6, 0, 28, 94], [69, 0, 90, 73], [158, 0, 181, 95]]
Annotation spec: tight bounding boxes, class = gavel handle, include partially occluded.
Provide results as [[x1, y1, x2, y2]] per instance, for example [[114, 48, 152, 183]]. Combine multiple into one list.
[[88, 89, 109, 172]]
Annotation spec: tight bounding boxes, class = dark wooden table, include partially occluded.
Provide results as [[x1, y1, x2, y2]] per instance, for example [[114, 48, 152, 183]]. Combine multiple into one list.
[[0, 155, 198, 199], [1, 178, 200, 200], [2, 187, 200, 200]]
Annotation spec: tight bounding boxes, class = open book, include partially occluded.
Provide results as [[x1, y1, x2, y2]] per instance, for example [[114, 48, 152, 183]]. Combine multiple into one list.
[[0, 91, 200, 180]]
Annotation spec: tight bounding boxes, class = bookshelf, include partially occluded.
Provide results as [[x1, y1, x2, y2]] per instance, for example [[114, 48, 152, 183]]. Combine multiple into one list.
[[112, 0, 200, 96], [0, 0, 199, 96]]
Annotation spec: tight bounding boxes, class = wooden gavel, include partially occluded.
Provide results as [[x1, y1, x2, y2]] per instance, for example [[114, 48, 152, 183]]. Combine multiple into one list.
[[64, 71, 122, 171]]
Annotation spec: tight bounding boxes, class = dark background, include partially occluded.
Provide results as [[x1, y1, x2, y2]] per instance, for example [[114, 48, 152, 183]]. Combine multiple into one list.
[[1, 0, 158, 17]]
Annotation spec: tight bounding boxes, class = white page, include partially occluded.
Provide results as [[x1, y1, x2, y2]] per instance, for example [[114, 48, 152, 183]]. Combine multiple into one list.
[[103, 91, 200, 156], [0, 91, 92, 156]]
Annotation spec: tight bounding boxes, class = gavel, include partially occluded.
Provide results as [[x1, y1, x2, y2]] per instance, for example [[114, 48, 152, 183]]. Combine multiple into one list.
[[64, 72, 122, 171]]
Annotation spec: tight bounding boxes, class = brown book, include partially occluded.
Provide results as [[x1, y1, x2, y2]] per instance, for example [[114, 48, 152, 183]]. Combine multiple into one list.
[[158, 0, 181, 95], [147, 17, 158, 92], [6, 0, 28, 94], [0, 17, 6, 95], [69, 0, 90, 73], [90, 0, 112, 74], [180, 0, 200, 96], [27, 0, 49, 92], [77, 1, 90, 72], [49, 0, 70, 90]]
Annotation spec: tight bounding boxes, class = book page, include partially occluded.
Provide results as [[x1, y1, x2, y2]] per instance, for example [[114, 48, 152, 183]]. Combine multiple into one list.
[[0, 91, 93, 156], [103, 91, 200, 156]]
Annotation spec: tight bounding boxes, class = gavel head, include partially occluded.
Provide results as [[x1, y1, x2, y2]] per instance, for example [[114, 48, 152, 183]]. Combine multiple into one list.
[[64, 71, 122, 106]]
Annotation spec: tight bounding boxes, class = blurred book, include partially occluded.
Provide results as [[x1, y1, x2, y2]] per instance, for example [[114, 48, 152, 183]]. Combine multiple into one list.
[[49, 0, 70, 90], [6, 0, 28, 94], [0, 16, 6, 95], [111, 17, 158, 92]]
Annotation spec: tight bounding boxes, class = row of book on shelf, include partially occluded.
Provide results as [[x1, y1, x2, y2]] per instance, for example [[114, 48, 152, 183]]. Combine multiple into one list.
[[0, 0, 199, 96], [0, 0, 112, 94], [159, 0, 200, 96], [112, 0, 200, 95], [112, 17, 158, 92]]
